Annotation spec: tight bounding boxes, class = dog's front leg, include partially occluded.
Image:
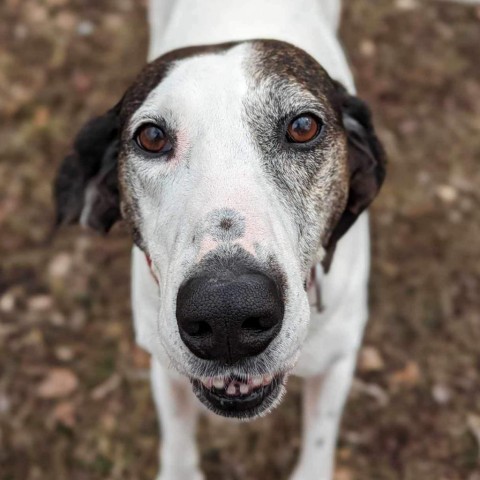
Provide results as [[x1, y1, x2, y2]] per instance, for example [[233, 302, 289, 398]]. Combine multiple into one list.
[[151, 358, 203, 480], [291, 354, 357, 480]]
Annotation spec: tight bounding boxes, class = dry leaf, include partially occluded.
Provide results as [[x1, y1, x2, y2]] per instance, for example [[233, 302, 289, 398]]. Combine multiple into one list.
[[395, 0, 418, 10], [352, 379, 389, 406], [91, 374, 121, 401], [48, 253, 73, 280], [37, 368, 79, 399], [389, 361, 421, 389], [358, 346, 385, 373], [28, 295, 53, 312], [52, 401, 76, 428], [335, 467, 354, 480]]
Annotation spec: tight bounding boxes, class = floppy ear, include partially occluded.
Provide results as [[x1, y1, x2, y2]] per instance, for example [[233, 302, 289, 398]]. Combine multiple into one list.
[[53, 101, 122, 233], [323, 83, 387, 271]]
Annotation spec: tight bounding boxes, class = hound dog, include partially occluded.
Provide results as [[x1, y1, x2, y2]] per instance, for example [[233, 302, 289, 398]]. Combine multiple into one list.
[[54, 0, 386, 478]]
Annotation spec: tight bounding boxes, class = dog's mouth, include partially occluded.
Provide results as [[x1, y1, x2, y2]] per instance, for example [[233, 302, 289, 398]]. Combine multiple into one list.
[[191, 372, 286, 419]]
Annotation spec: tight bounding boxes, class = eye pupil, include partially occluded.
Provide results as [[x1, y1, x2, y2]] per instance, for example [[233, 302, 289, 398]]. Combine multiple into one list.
[[136, 124, 169, 153], [287, 114, 320, 143]]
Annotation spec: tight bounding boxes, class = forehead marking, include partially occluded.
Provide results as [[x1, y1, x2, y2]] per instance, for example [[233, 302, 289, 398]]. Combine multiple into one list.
[[207, 208, 246, 242]]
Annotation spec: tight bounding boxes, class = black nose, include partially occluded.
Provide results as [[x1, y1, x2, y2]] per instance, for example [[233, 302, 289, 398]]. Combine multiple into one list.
[[176, 268, 284, 364]]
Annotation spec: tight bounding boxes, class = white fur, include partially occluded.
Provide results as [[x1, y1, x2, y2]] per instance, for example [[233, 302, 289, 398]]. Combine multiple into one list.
[[129, 46, 310, 377], [132, 1, 371, 478]]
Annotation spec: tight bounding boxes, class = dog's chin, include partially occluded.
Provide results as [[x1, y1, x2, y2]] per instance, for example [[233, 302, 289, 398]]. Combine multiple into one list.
[[190, 372, 287, 420]]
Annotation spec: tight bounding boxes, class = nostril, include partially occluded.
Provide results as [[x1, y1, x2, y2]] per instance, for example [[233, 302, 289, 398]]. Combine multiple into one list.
[[185, 321, 213, 337], [241, 316, 275, 332]]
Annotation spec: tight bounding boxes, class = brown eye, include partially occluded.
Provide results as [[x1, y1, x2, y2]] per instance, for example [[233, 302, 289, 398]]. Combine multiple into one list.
[[136, 124, 170, 153], [287, 114, 321, 143]]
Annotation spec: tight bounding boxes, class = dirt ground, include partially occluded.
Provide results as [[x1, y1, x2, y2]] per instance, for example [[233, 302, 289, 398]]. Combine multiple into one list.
[[1, 1, 479, 479]]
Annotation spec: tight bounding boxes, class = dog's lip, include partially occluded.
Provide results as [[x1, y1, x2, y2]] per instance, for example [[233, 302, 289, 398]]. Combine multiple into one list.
[[190, 372, 286, 419]]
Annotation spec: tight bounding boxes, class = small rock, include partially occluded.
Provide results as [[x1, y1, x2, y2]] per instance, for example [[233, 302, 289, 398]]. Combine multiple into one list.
[[435, 184, 458, 204], [76, 20, 95, 36], [0, 292, 15, 312], [395, 0, 418, 10], [359, 39, 376, 58], [55, 346, 75, 362], [432, 383, 452, 405]]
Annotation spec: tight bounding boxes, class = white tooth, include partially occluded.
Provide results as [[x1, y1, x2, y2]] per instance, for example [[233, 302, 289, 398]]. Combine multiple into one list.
[[251, 376, 263, 387], [202, 377, 213, 388], [263, 374, 273, 385], [226, 383, 237, 395], [239, 383, 249, 395], [213, 378, 225, 389]]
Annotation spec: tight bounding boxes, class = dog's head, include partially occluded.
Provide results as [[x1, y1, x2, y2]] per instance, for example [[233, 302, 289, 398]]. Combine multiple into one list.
[[55, 40, 385, 419]]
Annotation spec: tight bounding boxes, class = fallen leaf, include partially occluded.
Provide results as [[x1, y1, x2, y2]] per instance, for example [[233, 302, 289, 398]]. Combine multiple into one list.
[[358, 346, 385, 373], [37, 368, 79, 399], [335, 466, 354, 480], [52, 401, 76, 428], [91, 374, 121, 401], [395, 0, 418, 10], [48, 252, 73, 280], [389, 361, 421, 389], [28, 295, 53, 312], [352, 379, 389, 406]]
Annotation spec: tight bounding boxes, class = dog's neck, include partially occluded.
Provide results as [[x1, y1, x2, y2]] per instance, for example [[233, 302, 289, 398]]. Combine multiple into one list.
[[148, 0, 355, 92]]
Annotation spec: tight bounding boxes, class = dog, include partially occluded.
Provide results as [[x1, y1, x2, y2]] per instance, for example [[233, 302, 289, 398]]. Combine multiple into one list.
[[54, 0, 386, 478]]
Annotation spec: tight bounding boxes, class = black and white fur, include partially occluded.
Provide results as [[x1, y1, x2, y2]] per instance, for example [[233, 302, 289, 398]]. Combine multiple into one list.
[[54, 1, 387, 478]]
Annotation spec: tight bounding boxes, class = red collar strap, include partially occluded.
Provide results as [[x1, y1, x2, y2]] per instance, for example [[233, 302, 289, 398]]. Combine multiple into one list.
[[145, 254, 159, 284]]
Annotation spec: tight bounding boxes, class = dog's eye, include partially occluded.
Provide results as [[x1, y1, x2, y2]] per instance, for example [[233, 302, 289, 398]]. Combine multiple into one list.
[[287, 114, 321, 143], [136, 124, 171, 153]]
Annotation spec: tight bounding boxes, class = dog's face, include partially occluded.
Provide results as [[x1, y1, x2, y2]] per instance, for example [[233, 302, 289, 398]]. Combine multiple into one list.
[[55, 40, 385, 419]]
